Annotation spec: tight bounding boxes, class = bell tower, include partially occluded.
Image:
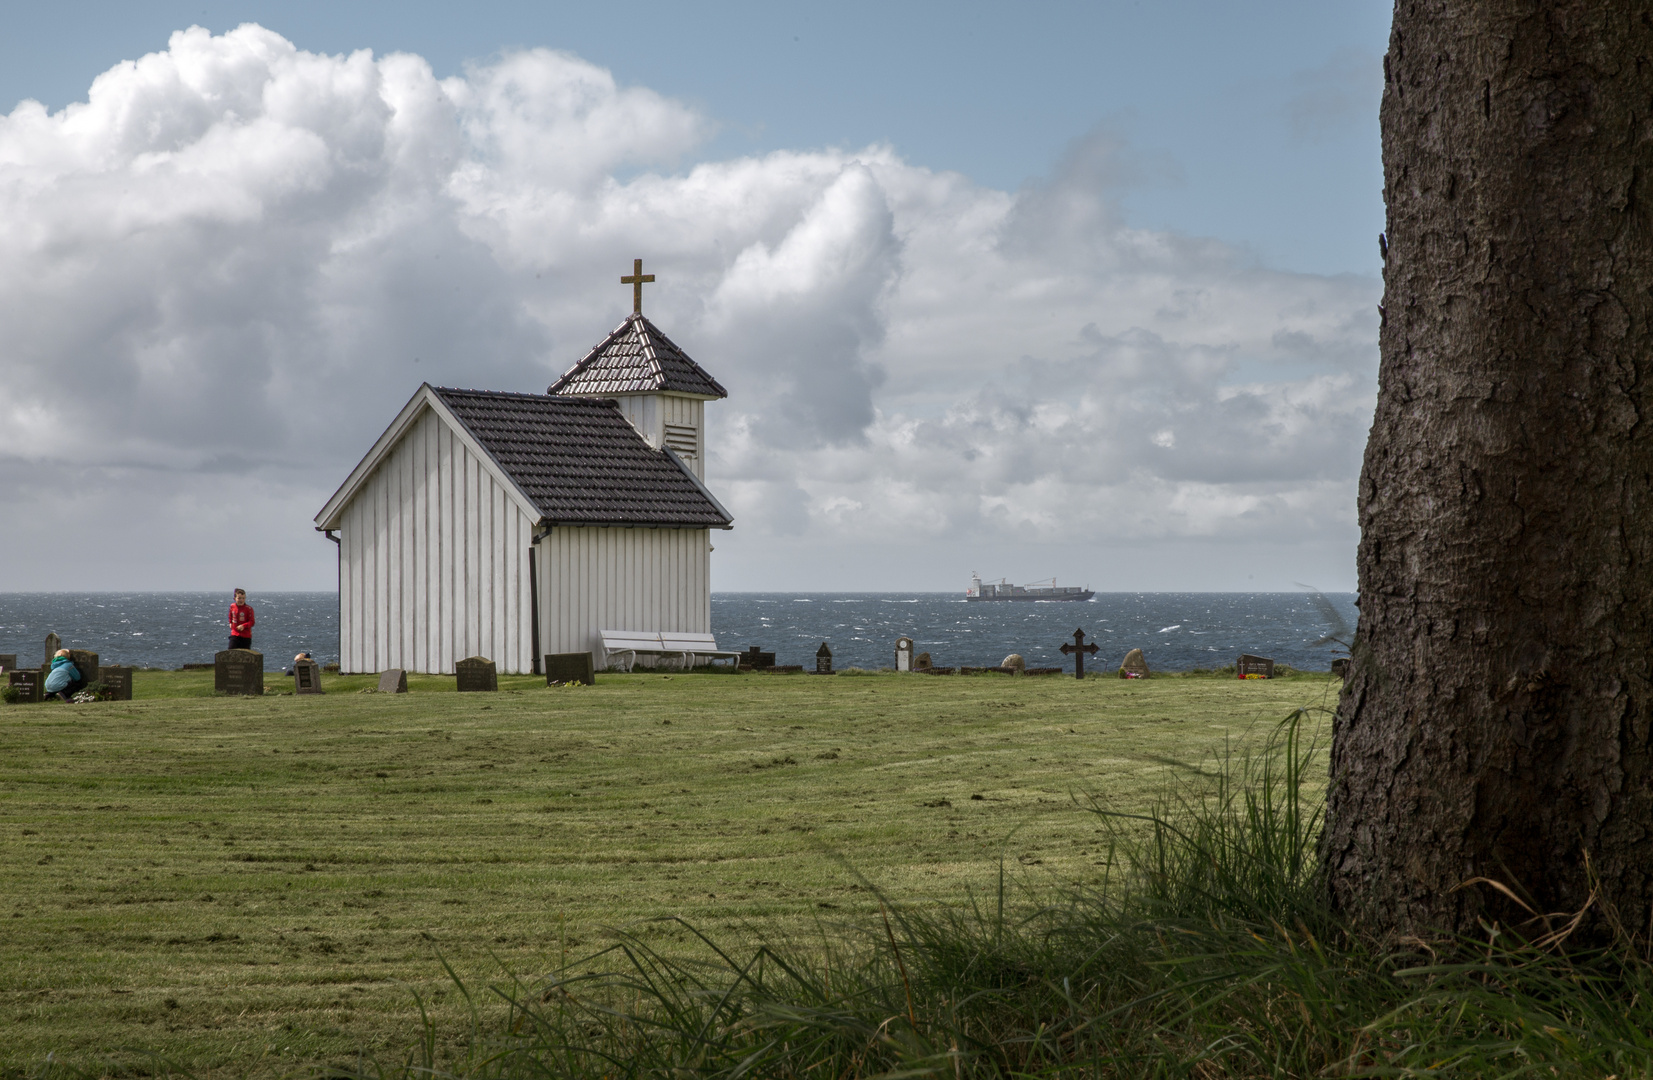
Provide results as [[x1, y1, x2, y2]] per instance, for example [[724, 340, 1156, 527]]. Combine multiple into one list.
[[546, 259, 727, 481]]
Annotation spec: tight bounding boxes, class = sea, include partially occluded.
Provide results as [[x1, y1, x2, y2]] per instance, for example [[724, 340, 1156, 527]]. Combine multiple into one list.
[[0, 592, 1357, 674]]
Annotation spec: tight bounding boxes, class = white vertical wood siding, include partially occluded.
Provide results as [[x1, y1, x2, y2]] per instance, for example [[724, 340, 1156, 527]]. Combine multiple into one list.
[[537, 526, 712, 665], [611, 394, 706, 479], [337, 407, 535, 674]]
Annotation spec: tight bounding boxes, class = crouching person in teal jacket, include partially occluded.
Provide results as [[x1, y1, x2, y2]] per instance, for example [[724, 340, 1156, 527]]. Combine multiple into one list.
[[44, 649, 80, 702]]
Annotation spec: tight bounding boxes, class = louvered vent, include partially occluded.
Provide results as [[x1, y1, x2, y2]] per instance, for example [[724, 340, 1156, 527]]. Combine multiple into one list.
[[664, 423, 698, 455]]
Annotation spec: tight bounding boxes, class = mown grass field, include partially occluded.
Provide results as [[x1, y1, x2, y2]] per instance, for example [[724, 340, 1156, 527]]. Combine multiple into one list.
[[0, 669, 1337, 1075]]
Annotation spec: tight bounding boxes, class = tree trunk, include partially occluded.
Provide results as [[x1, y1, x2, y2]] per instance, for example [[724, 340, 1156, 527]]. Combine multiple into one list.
[[1326, 0, 1653, 938]]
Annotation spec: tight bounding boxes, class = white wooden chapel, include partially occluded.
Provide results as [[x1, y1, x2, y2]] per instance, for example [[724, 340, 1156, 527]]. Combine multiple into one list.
[[314, 261, 733, 674]]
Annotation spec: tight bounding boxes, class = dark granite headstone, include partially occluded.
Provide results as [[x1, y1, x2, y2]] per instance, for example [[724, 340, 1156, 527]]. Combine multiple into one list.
[[455, 656, 497, 692], [43, 633, 61, 666], [1331, 658, 1350, 680], [67, 650, 99, 689], [1236, 654, 1275, 679], [544, 652, 595, 686], [98, 666, 133, 701], [215, 649, 264, 696], [376, 669, 408, 694], [814, 642, 834, 675], [7, 669, 41, 703], [0, 654, 15, 673], [914, 651, 932, 671], [1119, 648, 1150, 679], [293, 660, 324, 695]]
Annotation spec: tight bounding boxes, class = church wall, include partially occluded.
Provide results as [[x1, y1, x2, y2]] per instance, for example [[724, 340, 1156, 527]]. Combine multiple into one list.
[[337, 407, 535, 674], [536, 525, 712, 664]]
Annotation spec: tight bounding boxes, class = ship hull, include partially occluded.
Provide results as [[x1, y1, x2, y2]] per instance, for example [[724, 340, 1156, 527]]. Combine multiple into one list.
[[966, 591, 1094, 602]]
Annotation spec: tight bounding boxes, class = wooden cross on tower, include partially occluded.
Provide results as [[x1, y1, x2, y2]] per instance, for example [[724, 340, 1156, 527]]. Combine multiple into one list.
[[621, 258, 655, 314], [1060, 627, 1100, 680]]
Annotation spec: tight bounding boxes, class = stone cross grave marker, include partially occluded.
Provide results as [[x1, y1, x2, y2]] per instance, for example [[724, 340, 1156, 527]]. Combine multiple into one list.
[[1331, 658, 1350, 681], [1119, 648, 1150, 679], [1236, 654, 1275, 679], [8, 669, 41, 703], [814, 642, 834, 675], [740, 645, 776, 671], [43, 632, 60, 666], [377, 669, 408, 694], [293, 659, 325, 695], [99, 666, 133, 701], [0, 654, 15, 673], [215, 649, 264, 695], [895, 637, 914, 672], [1060, 628, 1100, 680], [455, 656, 497, 692], [545, 652, 595, 686]]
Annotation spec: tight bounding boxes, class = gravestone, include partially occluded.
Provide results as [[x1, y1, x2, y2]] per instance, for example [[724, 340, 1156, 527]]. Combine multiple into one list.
[[293, 660, 324, 695], [1060, 628, 1100, 680], [1001, 653, 1026, 674], [914, 651, 932, 671], [895, 637, 914, 672], [376, 669, 408, 694], [0, 654, 15, 672], [455, 656, 497, 692], [1119, 648, 1150, 679], [740, 645, 776, 671], [214, 649, 264, 696], [99, 666, 133, 701], [43, 632, 60, 665], [1236, 654, 1275, 679], [7, 669, 41, 703], [1331, 658, 1350, 681], [814, 642, 834, 675], [544, 652, 596, 686], [67, 650, 99, 689]]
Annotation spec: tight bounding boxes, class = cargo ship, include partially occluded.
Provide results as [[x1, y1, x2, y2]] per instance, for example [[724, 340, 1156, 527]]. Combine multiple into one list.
[[966, 573, 1094, 602]]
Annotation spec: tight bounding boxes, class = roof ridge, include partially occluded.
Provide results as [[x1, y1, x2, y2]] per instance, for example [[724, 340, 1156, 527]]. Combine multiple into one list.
[[433, 386, 612, 407], [631, 313, 667, 388]]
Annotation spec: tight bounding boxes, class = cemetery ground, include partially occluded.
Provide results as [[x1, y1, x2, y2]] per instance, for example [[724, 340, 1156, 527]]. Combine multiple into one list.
[[0, 669, 1338, 1075]]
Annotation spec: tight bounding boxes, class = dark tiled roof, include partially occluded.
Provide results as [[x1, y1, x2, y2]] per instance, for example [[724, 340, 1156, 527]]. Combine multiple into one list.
[[432, 387, 731, 528], [547, 313, 727, 399]]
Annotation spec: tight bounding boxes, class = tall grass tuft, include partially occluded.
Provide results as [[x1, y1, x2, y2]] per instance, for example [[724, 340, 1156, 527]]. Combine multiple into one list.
[[332, 709, 1653, 1078]]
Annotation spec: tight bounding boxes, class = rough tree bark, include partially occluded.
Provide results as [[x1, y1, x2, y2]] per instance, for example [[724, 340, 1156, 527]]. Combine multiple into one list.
[[1326, 1, 1653, 938]]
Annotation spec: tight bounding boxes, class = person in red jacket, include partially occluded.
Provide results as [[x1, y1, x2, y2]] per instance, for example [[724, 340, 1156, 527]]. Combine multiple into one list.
[[228, 589, 255, 650]]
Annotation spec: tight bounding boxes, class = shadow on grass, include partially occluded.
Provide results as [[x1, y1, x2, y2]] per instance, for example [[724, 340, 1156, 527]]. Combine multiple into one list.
[[289, 709, 1653, 1079]]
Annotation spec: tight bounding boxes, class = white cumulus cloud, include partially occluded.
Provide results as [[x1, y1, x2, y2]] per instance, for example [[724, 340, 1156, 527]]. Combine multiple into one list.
[[0, 24, 1376, 591]]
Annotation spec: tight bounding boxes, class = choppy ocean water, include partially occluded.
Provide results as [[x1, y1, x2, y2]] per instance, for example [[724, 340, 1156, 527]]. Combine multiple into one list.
[[0, 591, 1355, 674], [0, 593, 340, 671], [714, 592, 1356, 673]]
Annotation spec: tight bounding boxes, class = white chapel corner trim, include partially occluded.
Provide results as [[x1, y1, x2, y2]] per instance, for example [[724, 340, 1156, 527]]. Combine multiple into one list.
[[313, 383, 542, 532]]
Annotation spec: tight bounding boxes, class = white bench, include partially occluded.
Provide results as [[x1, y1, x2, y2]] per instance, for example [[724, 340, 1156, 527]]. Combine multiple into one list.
[[600, 630, 741, 671]]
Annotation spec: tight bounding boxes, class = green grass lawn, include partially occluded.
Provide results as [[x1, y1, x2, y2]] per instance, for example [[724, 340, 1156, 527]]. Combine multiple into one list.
[[0, 669, 1337, 1076]]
